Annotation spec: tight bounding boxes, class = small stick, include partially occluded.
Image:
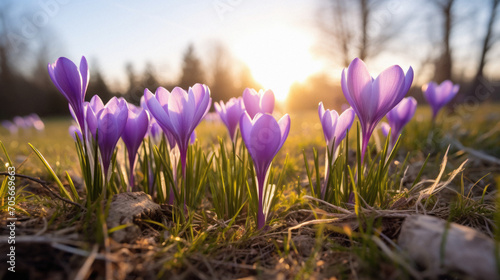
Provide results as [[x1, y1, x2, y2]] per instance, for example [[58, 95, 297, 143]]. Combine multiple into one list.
[[73, 244, 99, 280], [449, 137, 500, 165], [51, 242, 118, 262], [0, 172, 85, 210], [304, 195, 353, 214]]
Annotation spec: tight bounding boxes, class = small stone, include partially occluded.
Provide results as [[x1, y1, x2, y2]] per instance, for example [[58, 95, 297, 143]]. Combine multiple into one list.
[[106, 192, 162, 243], [398, 215, 499, 280]]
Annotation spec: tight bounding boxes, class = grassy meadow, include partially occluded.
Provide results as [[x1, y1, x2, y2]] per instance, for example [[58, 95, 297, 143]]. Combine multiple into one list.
[[1, 103, 500, 279]]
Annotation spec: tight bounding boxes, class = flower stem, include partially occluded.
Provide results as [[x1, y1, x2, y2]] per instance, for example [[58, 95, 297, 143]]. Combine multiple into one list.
[[256, 168, 266, 230], [361, 138, 368, 165], [128, 152, 136, 192], [180, 147, 187, 212]]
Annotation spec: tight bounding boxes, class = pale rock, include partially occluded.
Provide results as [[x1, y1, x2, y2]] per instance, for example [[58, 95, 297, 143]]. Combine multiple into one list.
[[398, 215, 499, 279]]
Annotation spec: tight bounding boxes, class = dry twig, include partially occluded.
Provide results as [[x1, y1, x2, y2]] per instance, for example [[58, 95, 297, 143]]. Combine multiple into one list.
[[0, 172, 85, 210]]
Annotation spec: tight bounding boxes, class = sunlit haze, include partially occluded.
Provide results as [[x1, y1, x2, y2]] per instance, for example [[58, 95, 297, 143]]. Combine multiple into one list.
[[5, 0, 499, 106], [231, 24, 324, 101], [10, 0, 324, 102]]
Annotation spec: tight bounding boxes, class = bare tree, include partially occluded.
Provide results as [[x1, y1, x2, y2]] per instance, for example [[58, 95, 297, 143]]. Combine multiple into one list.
[[432, 0, 456, 83], [469, 0, 499, 96], [316, 0, 405, 67]]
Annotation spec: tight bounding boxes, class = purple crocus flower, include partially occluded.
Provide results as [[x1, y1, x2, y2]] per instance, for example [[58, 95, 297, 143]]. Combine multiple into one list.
[[384, 97, 417, 148], [48, 57, 89, 131], [422, 80, 459, 120], [318, 103, 355, 199], [141, 96, 167, 145], [13, 116, 28, 129], [122, 103, 149, 191], [341, 58, 413, 161], [69, 124, 83, 143], [240, 112, 290, 229], [84, 95, 105, 137], [144, 84, 211, 171], [318, 103, 355, 156], [380, 122, 390, 139], [242, 88, 275, 119], [148, 119, 162, 142], [144, 84, 211, 207], [27, 114, 45, 131], [87, 97, 128, 177], [214, 97, 245, 142], [1, 120, 18, 134]]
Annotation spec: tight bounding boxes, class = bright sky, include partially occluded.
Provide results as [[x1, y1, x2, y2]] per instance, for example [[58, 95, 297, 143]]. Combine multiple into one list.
[[13, 0, 327, 101], [9, 0, 498, 101]]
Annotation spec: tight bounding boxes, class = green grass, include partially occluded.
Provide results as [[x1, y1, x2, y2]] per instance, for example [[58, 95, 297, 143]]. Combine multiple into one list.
[[0, 105, 499, 279]]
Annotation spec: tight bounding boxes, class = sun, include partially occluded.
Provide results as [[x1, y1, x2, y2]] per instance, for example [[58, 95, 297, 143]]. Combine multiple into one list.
[[231, 25, 322, 102]]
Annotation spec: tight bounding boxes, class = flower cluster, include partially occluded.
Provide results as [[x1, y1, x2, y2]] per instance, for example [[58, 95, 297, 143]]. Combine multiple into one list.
[[48, 55, 459, 230], [2, 114, 44, 134], [49, 56, 290, 229]]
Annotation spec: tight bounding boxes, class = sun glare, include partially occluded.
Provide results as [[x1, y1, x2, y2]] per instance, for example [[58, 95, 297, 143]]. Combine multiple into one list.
[[232, 26, 322, 102]]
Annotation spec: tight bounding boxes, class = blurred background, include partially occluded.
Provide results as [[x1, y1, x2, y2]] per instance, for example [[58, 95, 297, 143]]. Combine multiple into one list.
[[0, 0, 499, 119]]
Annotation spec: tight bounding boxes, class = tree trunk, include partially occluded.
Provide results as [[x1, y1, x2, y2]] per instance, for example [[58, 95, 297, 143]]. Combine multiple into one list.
[[468, 0, 499, 99], [434, 0, 454, 83], [359, 0, 369, 61]]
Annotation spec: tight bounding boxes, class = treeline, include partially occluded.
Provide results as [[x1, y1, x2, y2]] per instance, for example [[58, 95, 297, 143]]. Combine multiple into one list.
[[0, 40, 261, 119], [1, 0, 500, 118], [122, 43, 261, 107], [288, 0, 500, 111]]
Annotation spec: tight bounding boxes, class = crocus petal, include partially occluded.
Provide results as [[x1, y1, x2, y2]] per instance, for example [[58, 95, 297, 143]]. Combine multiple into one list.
[[243, 88, 260, 118], [168, 87, 194, 147], [372, 65, 405, 118], [122, 104, 149, 158], [341, 69, 361, 123], [318, 102, 326, 120], [190, 84, 211, 125], [155, 87, 171, 111], [89, 95, 104, 112], [85, 105, 98, 137], [165, 129, 177, 149], [216, 97, 245, 141], [401, 67, 414, 98], [79, 56, 89, 99], [49, 57, 83, 104], [346, 58, 373, 115], [260, 90, 275, 115], [69, 125, 83, 143], [321, 110, 336, 143], [140, 96, 148, 111], [144, 88, 174, 133], [239, 112, 253, 153], [380, 122, 390, 137], [277, 114, 291, 149], [334, 107, 355, 142]]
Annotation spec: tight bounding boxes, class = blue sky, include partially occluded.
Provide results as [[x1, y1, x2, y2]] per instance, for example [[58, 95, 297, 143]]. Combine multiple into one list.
[[12, 0, 320, 98], [7, 0, 500, 100]]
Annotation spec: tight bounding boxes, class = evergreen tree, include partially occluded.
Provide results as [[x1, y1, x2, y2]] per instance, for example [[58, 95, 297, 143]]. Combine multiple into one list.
[[178, 44, 206, 89]]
